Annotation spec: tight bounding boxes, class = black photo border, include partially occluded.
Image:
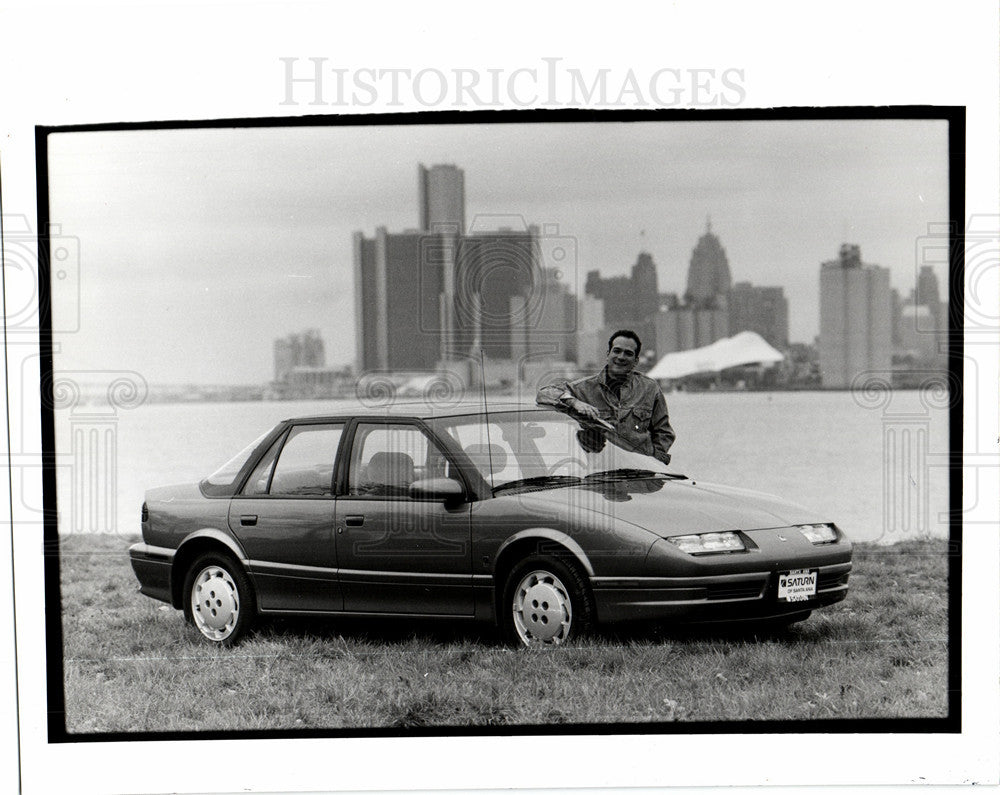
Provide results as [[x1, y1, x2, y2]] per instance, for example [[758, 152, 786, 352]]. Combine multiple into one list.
[[33, 105, 964, 743]]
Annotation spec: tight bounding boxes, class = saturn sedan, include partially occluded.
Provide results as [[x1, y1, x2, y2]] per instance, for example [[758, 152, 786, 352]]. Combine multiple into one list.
[[129, 402, 852, 647]]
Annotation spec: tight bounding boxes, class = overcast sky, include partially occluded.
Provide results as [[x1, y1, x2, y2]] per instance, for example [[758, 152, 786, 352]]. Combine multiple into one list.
[[46, 118, 950, 385]]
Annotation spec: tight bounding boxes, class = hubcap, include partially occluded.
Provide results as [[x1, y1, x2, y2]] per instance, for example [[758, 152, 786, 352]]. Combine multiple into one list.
[[512, 569, 572, 646], [190, 565, 239, 641]]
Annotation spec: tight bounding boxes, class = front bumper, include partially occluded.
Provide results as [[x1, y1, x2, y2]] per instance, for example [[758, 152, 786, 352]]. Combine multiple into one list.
[[591, 562, 850, 623], [128, 542, 175, 604]]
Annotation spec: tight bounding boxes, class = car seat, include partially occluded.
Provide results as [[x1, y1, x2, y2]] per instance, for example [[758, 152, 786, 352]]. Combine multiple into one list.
[[363, 451, 416, 496]]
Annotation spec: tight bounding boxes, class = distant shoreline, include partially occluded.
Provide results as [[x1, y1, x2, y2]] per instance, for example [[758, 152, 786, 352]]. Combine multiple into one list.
[[128, 384, 949, 406]]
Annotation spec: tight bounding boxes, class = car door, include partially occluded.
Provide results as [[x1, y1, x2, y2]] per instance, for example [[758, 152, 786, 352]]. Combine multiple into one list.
[[335, 420, 473, 616], [229, 422, 344, 612]]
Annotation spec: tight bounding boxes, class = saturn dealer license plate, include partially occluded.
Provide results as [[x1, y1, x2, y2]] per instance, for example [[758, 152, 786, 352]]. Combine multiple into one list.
[[777, 569, 818, 602]]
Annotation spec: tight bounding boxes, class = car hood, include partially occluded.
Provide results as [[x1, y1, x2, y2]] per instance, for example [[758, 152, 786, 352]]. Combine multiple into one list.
[[515, 477, 825, 537]]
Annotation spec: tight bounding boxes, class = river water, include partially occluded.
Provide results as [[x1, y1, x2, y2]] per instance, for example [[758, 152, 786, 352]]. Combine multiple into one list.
[[53, 390, 951, 544]]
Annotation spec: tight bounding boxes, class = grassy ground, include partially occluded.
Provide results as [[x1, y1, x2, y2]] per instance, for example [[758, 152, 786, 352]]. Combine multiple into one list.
[[57, 534, 950, 733]]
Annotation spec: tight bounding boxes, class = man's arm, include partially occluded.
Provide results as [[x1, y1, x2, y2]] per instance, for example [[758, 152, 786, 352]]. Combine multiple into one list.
[[536, 381, 573, 408], [536, 381, 601, 419], [649, 390, 675, 465]]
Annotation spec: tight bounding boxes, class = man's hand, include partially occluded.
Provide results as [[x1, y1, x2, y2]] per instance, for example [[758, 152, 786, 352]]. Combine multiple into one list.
[[568, 397, 601, 420]]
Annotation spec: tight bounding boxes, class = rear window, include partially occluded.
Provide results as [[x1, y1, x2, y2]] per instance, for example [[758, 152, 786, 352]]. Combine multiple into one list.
[[200, 429, 275, 496]]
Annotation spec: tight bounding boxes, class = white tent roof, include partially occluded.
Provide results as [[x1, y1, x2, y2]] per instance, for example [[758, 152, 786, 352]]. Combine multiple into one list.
[[647, 331, 785, 380]]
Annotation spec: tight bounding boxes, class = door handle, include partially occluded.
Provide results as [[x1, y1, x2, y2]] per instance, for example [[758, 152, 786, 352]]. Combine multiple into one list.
[[240, 515, 258, 526], [344, 515, 365, 527]]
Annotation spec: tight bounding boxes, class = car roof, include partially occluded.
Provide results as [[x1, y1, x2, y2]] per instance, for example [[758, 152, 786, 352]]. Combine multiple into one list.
[[281, 400, 555, 423]]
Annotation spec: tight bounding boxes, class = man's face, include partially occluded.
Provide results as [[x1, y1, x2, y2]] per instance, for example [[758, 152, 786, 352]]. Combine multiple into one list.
[[606, 336, 639, 378]]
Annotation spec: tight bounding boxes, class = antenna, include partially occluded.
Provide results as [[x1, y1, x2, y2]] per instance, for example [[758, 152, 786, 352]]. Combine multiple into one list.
[[479, 348, 495, 490]]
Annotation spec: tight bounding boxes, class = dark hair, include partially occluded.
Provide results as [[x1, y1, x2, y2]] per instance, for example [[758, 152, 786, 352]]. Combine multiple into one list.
[[607, 329, 641, 357]]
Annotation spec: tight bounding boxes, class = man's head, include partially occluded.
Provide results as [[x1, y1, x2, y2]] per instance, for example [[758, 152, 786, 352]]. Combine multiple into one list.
[[606, 329, 641, 379]]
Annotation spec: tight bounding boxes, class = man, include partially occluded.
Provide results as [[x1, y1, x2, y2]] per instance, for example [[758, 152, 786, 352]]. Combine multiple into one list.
[[537, 329, 675, 465]]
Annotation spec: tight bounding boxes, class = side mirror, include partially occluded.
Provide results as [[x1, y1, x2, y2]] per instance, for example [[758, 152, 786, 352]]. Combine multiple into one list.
[[408, 477, 465, 503]]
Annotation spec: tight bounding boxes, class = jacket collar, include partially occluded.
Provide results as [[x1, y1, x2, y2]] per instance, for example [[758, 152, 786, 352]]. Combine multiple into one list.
[[598, 366, 637, 389]]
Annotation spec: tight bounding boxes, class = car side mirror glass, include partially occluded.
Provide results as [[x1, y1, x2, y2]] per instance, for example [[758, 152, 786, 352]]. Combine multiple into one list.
[[409, 477, 464, 503]]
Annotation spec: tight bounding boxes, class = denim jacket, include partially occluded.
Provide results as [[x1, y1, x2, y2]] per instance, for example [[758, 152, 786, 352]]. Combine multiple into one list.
[[536, 368, 675, 464]]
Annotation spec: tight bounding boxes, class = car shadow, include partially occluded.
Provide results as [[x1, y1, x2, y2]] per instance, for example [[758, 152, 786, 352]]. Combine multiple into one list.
[[595, 615, 813, 645], [255, 614, 497, 646], [251, 613, 812, 648]]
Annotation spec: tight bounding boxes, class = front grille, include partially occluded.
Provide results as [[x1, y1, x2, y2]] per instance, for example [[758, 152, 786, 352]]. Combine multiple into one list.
[[706, 580, 766, 601], [818, 571, 849, 590]]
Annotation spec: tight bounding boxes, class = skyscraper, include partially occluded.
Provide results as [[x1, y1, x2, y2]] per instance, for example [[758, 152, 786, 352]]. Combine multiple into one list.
[[915, 264, 944, 332], [355, 166, 574, 376], [353, 227, 448, 372], [684, 218, 732, 307], [418, 163, 465, 233], [819, 244, 891, 388], [728, 282, 789, 349], [585, 250, 661, 327], [451, 229, 539, 360], [274, 330, 325, 381]]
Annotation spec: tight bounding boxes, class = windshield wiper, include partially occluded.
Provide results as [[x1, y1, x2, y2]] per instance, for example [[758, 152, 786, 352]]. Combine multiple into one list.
[[492, 475, 583, 496], [583, 468, 687, 481]]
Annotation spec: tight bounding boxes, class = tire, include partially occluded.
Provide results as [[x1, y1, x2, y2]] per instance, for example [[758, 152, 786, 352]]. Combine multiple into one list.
[[182, 552, 256, 645], [501, 554, 593, 647]]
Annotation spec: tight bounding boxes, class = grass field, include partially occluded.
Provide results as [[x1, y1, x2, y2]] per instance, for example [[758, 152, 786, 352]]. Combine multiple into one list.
[[57, 534, 951, 733]]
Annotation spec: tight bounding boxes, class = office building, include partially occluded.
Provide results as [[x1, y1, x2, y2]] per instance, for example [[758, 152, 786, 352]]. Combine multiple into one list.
[[353, 227, 447, 372], [916, 264, 943, 328], [819, 244, 891, 388], [355, 166, 575, 375], [728, 281, 789, 349], [584, 250, 661, 327], [654, 304, 729, 355], [354, 227, 577, 372], [685, 219, 732, 307], [419, 163, 465, 233], [274, 329, 325, 382], [898, 303, 938, 359]]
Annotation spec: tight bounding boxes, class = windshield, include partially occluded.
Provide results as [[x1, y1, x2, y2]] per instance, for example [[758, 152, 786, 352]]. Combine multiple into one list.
[[430, 409, 670, 488]]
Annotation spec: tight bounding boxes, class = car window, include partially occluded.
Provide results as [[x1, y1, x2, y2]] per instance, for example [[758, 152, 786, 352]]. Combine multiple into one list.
[[445, 421, 521, 485], [348, 423, 446, 497], [203, 429, 273, 492], [240, 432, 286, 496], [432, 410, 668, 485], [267, 424, 344, 497]]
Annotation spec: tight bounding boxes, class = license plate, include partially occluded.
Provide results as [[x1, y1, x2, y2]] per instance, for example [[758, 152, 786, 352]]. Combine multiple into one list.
[[777, 569, 817, 602]]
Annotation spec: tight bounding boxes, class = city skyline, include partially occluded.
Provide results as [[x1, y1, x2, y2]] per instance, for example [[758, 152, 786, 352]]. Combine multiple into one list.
[[45, 118, 951, 385]]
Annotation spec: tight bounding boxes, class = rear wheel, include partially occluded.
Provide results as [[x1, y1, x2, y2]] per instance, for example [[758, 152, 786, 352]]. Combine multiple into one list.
[[182, 552, 255, 645], [502, 554, 593, 647]]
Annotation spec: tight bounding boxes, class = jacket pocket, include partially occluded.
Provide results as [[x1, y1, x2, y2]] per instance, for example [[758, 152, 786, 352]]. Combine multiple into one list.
[[629, 405, 652, 430]]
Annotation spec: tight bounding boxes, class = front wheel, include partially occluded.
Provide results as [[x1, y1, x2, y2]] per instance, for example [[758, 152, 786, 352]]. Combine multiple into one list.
[[182, 552, 256, 645], [502, 554, 593, 647]]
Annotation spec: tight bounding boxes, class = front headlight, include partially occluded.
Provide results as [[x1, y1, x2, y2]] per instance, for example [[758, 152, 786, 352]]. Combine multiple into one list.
[[668, 531, 746, 555], [797, 523, 838, 544]]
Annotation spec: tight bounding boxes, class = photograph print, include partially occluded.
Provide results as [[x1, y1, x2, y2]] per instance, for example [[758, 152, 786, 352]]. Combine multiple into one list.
[[39, 110, 959, 738]]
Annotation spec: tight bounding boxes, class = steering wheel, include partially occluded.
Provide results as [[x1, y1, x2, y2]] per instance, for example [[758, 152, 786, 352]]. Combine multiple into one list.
[[547, 457, 587, 476]]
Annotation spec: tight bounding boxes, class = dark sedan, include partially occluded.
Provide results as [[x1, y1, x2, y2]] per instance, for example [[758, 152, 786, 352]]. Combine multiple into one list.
[[129, 402, 851, 646]]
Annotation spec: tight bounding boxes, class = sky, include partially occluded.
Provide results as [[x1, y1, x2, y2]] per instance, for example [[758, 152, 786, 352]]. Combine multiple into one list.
[[45, 118, 951, 385]]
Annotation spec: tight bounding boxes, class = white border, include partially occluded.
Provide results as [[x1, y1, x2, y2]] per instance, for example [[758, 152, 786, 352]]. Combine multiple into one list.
[[2, 1, 998, 793]]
